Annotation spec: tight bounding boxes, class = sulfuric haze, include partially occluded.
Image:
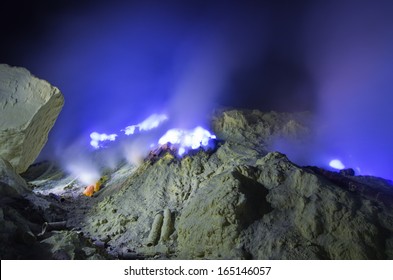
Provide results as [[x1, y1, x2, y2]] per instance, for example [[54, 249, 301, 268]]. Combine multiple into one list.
[[1, 0, 392, 179]]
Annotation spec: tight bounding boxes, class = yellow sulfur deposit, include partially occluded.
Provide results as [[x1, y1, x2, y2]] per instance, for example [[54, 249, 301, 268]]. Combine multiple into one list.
[[83, 175, 109, 197], [94, 181, 101, 192], [83, 185, 95, 197]]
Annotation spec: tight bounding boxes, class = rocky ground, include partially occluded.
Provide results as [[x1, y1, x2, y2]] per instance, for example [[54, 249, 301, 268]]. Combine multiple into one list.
[[2, 109, 392, 259]]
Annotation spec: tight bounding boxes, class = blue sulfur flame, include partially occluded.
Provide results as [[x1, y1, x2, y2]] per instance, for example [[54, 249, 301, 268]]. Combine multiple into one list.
[[90, 132, 118, 149], [329, 159, 345, 170], [89, 112, 216, 157], [158, 126, 216, 156], [5, 1, 392, 180]]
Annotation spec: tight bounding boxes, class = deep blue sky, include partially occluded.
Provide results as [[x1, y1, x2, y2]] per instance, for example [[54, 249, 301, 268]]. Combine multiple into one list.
[[1, 0, 393, 179]]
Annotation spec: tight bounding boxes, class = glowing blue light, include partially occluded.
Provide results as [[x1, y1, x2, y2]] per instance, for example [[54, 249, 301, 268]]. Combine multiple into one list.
[[90, 132, 118, 149], [123, 114, 168, 135], [88, 112, 215, 158], [178, 147, 186, 156], [158, 126, 216, 156], [329, 159, 345, 170]]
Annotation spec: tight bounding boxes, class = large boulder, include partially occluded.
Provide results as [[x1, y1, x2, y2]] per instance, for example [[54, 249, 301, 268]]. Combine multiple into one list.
[[0, 156, 41, 259], [0, 64, 64, 173], [0, 157, 29, 196]]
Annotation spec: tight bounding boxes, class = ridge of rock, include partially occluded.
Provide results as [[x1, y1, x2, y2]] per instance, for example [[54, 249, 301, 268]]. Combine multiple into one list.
[[74, 132, 393, 259], [18, 109, 393, 260], [212, 109, 311, 150]]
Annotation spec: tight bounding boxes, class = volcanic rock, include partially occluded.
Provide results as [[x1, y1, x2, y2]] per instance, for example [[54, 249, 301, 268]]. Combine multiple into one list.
[[16, 109, 393, 260], [40, 230, 110, 260], [0, 156, 109, 259], [212, 109, 311, 150], [0, 154, 59, 257], [0, 157, 29, 196], [77, 144, 393, 259], [64, 110, 393, 259], [0, 64, 64, 173], [0, 156, 42, 259]]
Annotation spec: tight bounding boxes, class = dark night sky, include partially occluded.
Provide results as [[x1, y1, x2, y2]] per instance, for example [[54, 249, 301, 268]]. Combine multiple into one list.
[[1, 0, 393, 179], [0, 0, 315, 132], [0, 0, 315, 109]]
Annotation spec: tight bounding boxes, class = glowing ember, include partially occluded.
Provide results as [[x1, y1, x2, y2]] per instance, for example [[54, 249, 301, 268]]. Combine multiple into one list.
[[158, 126, 216, 156], [123, 114, 168, 135], [90, 132, 118, 149], [329, 159, 345, 170]]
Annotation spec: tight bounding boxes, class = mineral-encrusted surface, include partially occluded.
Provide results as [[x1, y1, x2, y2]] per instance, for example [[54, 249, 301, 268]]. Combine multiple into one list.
[[2, 109, 393, 259], [0, 64, 64, 173], [69, 110, 393, 259]]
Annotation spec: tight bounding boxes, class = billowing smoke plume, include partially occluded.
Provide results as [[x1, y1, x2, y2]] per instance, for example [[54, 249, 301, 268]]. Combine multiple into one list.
[[1, 1, 270, 180], [305, 1, 393, 179], [271, 1, 393, 180], [12, 5, 252, 137], [1, 1, 393, 180]]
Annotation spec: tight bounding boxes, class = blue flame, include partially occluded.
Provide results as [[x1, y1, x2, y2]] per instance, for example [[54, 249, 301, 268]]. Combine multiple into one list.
[[158, 126, 216, 156], [90, 132, 118, 149], [5, 1, 393, 180], [329, 159, 345, 170], [123, 114, 168, 136]]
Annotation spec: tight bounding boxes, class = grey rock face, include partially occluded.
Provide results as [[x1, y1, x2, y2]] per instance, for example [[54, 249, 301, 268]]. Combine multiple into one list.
[[21, 109, 393, 259], [73, 108, 393, 259], [0, 157, 29, 196], [0, 156, 107, 259], [40, 231, 110, 260], [0, 157, 40, 259], [0, 64, 64, 173], [212, 109, 311, 150]]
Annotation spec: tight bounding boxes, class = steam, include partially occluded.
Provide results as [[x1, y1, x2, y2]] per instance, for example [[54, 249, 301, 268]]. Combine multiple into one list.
[[61, 142, 101, 185], [123, 114, 168, 136], [304, 1, 393, 178], [3, 2, 393, 180], [66, 162, 100, 186], [268, 1, 393, 179], [122, 136, 155, 166], [22, 1, 267, 177]]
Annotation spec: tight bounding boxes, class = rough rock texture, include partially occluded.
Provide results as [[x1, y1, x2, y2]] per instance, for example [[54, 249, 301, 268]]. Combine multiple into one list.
[[40, 230, 110, 260], [0, 156, 109, 259], [212, 109, 311, 150], [48, 110, 390, 260], [0, 64, 64, 173], [16, 109, 393, 260], [0, 157, 30, 196], [0, 157, 44, 259], [76, 148, 392, 259]]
